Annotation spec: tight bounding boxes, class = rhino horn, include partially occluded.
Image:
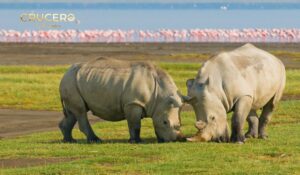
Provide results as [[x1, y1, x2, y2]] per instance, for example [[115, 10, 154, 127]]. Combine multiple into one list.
[[181, 95, 195, 104], [186, 136, 198, 142]]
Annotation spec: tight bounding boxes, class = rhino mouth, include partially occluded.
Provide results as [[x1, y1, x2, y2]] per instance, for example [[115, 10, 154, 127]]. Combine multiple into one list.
[[155, 131, 165, 143], [176, 132, 187, 142], [157, 137, 165, 143], [155, 131, 186, 143]]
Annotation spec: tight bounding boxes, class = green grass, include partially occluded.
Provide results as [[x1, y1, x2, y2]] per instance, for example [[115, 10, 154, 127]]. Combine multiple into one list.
[[271, 51, 300, 60], [0, 63, 299, 111], [285, 70, 300, 96], [0, 100, 299, 174], [0, 63, 299, 174]]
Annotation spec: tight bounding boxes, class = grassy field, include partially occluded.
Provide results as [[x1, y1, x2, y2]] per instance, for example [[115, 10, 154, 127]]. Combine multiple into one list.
[[0, 63, 299, 111], [0, 102, 299, 174], [0, 62, 299, 174]]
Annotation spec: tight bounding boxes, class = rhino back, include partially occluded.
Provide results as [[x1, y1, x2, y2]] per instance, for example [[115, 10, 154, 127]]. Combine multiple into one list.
[[232, 44, 285, 108], [76, 58, 156, 121], [202, 44, 285, 111]]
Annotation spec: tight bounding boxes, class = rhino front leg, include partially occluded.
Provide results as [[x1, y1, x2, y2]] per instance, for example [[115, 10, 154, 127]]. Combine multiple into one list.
[[259, 99, 274, 139], [245, 110, 259, 138], [231, 96, 253, 143], [124, 104, 143, 143]]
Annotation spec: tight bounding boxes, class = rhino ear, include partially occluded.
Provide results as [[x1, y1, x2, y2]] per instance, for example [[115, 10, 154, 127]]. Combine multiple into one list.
[[186, 79, 195, 90]]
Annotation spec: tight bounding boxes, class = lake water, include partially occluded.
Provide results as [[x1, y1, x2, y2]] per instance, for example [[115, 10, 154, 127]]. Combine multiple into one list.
[[0, 3, 300, 30]]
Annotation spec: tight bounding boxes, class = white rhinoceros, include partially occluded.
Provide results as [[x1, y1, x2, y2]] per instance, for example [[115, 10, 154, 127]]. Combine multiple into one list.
[[59, 58, 186, 143], [185, 43, 286, 143]]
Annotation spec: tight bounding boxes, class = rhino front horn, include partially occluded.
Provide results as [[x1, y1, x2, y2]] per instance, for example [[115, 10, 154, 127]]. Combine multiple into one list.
[[187, 133, 211, 142], [187, 137, 198, 142], [181, 95, 194, 103]]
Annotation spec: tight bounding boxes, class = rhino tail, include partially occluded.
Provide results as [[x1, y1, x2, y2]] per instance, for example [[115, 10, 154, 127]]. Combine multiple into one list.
[[61, 99, 66, 116], [59, 98, 75, 128], [61, 98, 69, 118], [59, 98, 68, 132]]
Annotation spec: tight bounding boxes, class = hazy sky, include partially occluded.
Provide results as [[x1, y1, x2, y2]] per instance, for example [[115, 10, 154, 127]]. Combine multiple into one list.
[[1, 0, 300, 3]]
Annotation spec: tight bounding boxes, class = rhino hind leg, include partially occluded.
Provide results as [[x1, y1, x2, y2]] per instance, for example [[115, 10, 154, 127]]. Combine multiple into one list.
[[245, 110, 259, 138], [60, 67, 101, 143], [231, 96, 253, 143], [59, 108, 77, 143], [75, 111, 101, 143], [258, 98, 275, 139], [61, 96, 101, 143], [124, 104, 143, 143]]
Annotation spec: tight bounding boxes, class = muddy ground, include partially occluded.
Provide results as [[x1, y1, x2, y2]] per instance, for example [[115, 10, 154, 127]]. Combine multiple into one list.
[[0, 109, 101, 139], [0, 42, 299, 139], [1, 42, 300, 68]]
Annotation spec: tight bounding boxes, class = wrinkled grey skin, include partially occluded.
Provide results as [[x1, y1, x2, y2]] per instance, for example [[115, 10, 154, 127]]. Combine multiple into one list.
[[185, 44, 286, 143], [59, 58, 186, 143]]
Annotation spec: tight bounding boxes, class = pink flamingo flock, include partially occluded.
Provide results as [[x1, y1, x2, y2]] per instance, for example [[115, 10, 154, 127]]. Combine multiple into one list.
[[0, 28, 299, 43]]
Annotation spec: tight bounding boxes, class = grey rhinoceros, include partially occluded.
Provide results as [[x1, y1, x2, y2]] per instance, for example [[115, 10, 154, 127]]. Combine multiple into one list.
[[185, 44, 286, 143], [59, 58, 186, 143]]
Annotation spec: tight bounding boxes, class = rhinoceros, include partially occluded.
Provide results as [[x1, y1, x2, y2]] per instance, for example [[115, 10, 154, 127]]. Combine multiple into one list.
[[185, 43, 286, 143], [59, 58, 186, 143]]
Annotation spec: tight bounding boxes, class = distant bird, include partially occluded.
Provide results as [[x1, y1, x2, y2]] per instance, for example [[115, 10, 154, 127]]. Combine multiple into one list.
[[220, 6, 228, 10]]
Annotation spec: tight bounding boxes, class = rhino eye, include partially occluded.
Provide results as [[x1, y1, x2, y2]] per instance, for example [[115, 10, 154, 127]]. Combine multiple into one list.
[[211, 116, 215, 120], [163, 121, 168, 125]]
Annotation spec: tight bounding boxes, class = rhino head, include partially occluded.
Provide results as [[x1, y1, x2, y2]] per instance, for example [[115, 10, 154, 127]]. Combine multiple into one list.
[[152, 94, 186, 143], [184, 78, 229, 142]]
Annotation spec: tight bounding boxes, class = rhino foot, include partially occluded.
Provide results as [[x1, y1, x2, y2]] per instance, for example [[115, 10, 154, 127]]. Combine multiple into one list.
[[258, 134, 268, 140], [62, 138, 77, 143], [218, 136, 229, 143], [128, 138, 142, 144], [87, 137, 102, 144], [230, 134, 245, 143], [236, 141, 244, 145], [245, 131, 258, 139]]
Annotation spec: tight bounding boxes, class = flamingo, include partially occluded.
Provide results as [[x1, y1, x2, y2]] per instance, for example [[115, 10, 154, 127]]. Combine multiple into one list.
[[0, 29, 299, 43]]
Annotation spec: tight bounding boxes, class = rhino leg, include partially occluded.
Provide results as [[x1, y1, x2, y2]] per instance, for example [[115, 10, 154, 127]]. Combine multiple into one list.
[[231, 96, 253, 143], [258, 99, 274, 139], [245, 110, 259, 138], [76, 111, 101, 143], [61, 99, 100, 143], [124, 104, 143, 143], [59, 108, 77, 143]]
